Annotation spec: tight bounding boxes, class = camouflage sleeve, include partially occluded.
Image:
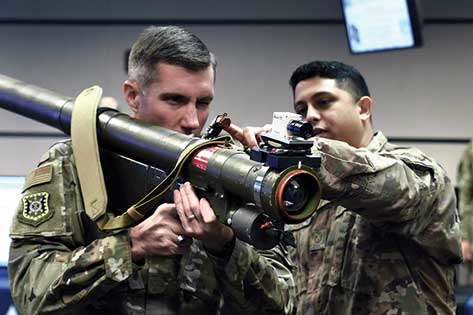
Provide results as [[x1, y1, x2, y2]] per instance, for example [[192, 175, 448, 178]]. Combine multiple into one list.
[[458, 140, 473, 242], [286, 230, 308, 313], [312, 137, 455, 233], [8, 142, 133, 315], [209, 239, 295, 315]]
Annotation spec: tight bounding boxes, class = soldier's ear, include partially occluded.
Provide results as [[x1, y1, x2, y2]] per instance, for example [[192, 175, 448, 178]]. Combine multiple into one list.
[[357, 96, 372, 121], [123, 80, 141, 116]]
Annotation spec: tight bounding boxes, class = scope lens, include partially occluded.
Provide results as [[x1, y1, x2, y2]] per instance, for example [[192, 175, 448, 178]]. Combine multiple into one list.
[[287, 120, 313, 139], [282, 179, 309, 213], [275, 168, 321, 223]]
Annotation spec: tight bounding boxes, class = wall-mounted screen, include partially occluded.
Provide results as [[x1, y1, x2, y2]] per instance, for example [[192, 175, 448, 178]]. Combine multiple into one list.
[[340, 0, 423, 54], [0, 176, 24, 267]]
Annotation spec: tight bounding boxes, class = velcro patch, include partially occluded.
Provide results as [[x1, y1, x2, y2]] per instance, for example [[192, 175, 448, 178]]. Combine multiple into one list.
[[23, 165, 53, 192], [309, 228, 328, 251], [18, 192, 53, 227]]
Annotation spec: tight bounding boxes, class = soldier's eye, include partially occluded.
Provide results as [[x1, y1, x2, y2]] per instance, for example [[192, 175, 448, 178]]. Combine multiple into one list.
[[295, 104, 307, 116]]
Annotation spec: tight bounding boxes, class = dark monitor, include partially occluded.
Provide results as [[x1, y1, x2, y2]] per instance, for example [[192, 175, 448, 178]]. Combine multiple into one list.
[[340, 0, 423, 54], [0, 176, 25, 267]]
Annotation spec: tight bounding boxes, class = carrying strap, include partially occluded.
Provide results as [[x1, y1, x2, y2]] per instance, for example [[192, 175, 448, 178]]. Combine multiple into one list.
[[71, 86, 108, 221], [71, 86, 233, 231], [95, 135, 232, 231]]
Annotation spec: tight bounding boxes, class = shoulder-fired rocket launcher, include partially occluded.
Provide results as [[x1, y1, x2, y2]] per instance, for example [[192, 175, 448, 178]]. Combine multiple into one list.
[[0, 74, 321, 249]]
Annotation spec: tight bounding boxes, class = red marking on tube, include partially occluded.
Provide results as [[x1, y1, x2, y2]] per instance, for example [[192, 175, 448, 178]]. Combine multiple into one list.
[[260, 221, 273, 230], [192, 147, 219, 171]]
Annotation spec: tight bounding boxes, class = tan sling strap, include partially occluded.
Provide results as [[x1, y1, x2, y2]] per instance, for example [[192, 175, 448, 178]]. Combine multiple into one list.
[[95, 135, 232, 231], [71, 86, 108, 221], [71, 86, 233, 231]]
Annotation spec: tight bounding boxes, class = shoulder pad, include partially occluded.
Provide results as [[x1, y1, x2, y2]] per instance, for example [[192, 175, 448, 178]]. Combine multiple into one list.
[[49, 139, 73, 158]]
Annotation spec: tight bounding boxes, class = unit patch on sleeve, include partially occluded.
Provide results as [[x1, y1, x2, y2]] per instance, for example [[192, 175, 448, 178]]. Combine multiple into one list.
[[18, 192, 53, 226]]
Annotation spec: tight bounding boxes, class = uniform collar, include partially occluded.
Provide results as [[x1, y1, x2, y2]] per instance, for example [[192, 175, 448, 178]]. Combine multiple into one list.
[[366, 131, 388, 153]]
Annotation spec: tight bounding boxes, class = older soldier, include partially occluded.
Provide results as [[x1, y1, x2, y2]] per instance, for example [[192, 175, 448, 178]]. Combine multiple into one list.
[[238, 61, 462, 314], [8, 26, 294, 315], [458, 139, 473, 282]]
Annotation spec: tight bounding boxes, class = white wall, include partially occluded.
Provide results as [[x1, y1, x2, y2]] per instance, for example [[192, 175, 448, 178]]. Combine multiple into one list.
[[0, 23, 472, 183]]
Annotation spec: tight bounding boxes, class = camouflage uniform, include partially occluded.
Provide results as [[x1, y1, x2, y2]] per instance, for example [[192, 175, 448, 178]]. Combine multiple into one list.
[[289, 132, 462, 315], [8, 140, 295, 315], [458, 139, 473, 244]]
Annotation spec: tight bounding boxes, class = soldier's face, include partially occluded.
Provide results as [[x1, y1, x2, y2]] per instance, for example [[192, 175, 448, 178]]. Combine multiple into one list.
[[293, 77, 368, 148], [132, 62, 214, 136]]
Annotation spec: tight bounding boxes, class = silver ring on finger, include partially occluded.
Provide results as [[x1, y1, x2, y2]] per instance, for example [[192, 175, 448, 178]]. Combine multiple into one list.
[[187, 214, 196, 220], [177, 234, 185, 244]]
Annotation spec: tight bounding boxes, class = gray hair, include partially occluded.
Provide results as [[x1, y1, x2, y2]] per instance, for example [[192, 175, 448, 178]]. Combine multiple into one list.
[[128, 26, 217, 89]]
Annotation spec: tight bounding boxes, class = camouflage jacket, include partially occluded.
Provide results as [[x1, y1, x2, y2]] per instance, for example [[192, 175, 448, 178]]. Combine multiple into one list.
[[458, 139, 473, 242], [8, 140, 295, 315], [289, 132, 462, 315]]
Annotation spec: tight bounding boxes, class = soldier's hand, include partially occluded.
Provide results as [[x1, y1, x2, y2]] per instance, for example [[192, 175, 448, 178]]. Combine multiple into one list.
[[225, 124, 272, 149], [462, 240, 473, 261], [130, 203, 191, 262], [174, 182, 234, 252]]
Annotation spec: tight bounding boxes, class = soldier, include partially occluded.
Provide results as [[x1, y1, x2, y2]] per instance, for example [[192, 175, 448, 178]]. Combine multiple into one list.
[[8, 26, 295, 315], [237, 61, 462, 314], [458, 139, 473, 283]]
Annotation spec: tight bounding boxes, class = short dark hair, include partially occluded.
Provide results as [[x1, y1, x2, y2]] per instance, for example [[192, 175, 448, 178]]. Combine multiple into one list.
[[128, 26, 217, 89], [289, 61, 370, 101]]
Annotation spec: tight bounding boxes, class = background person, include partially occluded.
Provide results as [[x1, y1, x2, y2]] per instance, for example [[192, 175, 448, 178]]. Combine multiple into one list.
[[458, 139, 473, 283]]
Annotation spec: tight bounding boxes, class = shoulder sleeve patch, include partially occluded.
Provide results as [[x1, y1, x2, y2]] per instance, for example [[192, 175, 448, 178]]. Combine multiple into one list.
[[23, 164, 53, 192], [18, 192, 53, 227]]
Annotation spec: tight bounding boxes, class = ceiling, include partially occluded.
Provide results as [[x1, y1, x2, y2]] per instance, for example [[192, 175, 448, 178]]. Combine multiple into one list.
[[0, 0, 472, 22]]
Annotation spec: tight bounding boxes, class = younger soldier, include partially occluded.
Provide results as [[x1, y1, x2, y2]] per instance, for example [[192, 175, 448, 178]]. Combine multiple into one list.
[[238, 61, 462, 314]]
